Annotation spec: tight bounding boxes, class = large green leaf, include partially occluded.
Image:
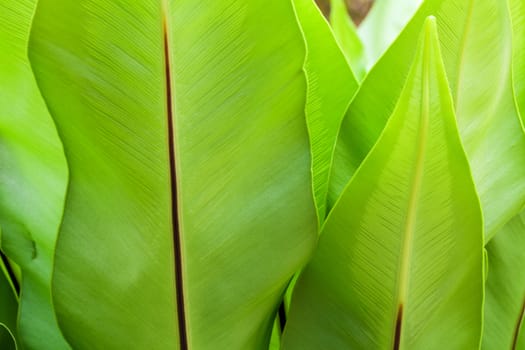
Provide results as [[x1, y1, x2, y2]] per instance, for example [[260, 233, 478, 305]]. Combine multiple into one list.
[[483, 211, 525, 349], [29, 0, 317, 349], [0, 257, 18, 350], [329, 0, 525, 241], [282, 17, 484, 349], [509, 0, 525, 130], [0, 1, 69, 349], [292, 0, 359, 220], [357, 0, 423, 70]]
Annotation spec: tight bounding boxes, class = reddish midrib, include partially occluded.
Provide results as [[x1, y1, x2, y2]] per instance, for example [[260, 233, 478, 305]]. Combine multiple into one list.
[[162, 12, 188, 350], [393, 305, 403, 350]]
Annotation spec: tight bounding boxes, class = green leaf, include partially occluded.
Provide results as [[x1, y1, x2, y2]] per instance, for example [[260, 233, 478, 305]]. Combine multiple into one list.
[[329, 0, 525, 241], [329, 0, 366, 80], [482, 211, 525, 350], [282, 17, 484, 349], [357, 0, 423, 69], [29, 0, 317, 349], [268, 315, 282, 350], [0, 257, 18, 350], [509, 0, 525, 130], [292, 0, 359, 220], [0, 1, 69, 349]]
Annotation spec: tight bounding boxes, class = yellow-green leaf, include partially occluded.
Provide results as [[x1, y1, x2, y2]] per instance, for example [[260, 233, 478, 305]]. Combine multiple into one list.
[[329, 0, 525, 242], [283, 17, 484, 349], [0, 1, 69, 348], [483, 211, 525, 349], [29, 0, 318, 349], [292, 0, 359, 221]]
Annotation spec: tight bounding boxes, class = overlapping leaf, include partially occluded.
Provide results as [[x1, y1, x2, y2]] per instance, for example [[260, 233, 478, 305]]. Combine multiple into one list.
[[282, 17, 484, 349], [29, 0, 317, 349], [329, 0, 525, 241], [0, 1, 69, 349], [483, 211, 525, 349], [292, 0, 359, 220]]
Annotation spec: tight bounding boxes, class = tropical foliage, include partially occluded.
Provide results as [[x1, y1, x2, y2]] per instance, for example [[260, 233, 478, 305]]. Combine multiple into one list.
[[0, 0, 524, 349]]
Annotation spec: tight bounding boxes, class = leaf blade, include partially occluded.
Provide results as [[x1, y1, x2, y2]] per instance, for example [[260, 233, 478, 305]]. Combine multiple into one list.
[[509, 0, 525, 130], [282, 17, 484, 349], [329, 0, 525, 241], [0, 1, 69, 348], [292, 0, 359, 220], [482, 211, 525, 350], [29, 0, 318, 349]]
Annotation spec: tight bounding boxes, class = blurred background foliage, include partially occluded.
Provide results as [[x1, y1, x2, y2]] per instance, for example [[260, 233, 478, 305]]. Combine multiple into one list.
[[314, 0, 374, 25]]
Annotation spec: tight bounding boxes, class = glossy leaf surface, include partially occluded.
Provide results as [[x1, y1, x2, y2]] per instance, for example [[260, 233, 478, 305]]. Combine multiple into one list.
[[330, 0, 525, 241], [283, 18, 484, 349], [292, 0, 359, 220], [29, 0, 317, 349], [0, 1, 69, 349], [483, 211, 525, 350]]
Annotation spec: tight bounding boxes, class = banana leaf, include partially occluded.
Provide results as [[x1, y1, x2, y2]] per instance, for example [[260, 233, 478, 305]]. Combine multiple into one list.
[[329, 0, 366, 80], [483, 211, 525, 349], [0, 1, 69, 349], [282, 17, 484, 349], [29, 0, 318, 349], [292, 0, 359, 221], [329, 0, 525, 242], [509, 0, 525, 130]]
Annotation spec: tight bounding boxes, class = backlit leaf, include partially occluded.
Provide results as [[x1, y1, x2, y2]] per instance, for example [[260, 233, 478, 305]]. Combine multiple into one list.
[[282, 17, 484, 349], [329, 0, 525, 241]]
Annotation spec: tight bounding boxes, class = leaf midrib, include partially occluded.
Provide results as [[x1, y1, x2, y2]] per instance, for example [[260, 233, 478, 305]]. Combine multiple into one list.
[[162, 1, 188, 349], [392, 28, 431, 350]]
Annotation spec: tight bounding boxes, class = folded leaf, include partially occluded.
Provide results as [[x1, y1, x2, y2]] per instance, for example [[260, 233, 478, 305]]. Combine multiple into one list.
[[483, 211, 525, 349], [292, 0, 359, 220], [282, 17, 484, 349], [329, 0, 525, 241], [329, 0, 366, 80], [29, 0, 317, 349], [0, 1, 69, 349]]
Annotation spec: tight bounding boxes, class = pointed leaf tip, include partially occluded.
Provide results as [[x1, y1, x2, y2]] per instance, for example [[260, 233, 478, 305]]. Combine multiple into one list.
[[424, 15, 437, 30], [283, 14, 483, 349]]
